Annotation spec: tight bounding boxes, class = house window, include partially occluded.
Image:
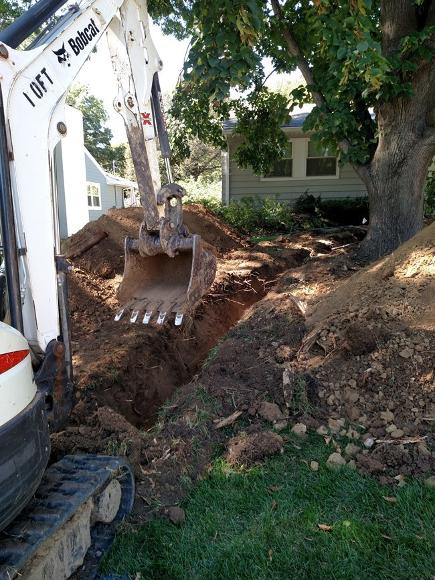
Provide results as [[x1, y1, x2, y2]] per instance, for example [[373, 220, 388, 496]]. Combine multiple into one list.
[[306, 141, 337, 176], [87, 182, 101, 209], [264, 141, 293, 178]]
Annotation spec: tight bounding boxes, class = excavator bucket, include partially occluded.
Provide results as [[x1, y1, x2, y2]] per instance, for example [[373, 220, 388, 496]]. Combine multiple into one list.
[[115, 234, 216, 325]]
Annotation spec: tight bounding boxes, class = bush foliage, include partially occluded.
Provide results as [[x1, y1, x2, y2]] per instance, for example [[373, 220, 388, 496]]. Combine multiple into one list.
[[295, 193, 369, 225], [185, 193, 370, 235], [186, 195, 295, 235]]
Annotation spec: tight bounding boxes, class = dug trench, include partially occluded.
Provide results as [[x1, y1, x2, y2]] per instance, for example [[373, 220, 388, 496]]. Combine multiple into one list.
[[53, 208, 434, 519], [59, 205, 309, 430]]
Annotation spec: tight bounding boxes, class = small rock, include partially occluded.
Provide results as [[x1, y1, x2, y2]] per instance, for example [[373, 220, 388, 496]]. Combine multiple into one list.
[[394, 474, 406, 488], [380, 410, 394, 423], [344, 443, 360, 457], [328, 418, 345, 433], [168, 506, 185, 525], [327, 394, 335, 405], [326, 452, 346, 469], [391, 429, 404, 439], [348, 406, 360, 421], [424, 476, 435, 488], [291, 423, 307, 436], [344, 388, 359, 403], [258, 401, 285, 423], [363, 436, 375, 449], [310, 460, 319, 472], [346, 428, 360, 440], [398, 347, 413, 359], [386, 424, 397, 434], [316, 425, 329, 435], [273, 420, 288, 432]]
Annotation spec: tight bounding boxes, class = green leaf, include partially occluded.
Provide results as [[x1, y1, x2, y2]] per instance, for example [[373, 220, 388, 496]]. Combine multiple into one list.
[[356, 41, 369, 52]]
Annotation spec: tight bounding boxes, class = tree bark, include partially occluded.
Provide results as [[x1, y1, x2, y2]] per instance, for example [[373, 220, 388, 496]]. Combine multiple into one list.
[[356, 122, 434, 261]]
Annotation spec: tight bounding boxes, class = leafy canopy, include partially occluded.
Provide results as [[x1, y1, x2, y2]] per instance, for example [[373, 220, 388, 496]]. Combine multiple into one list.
[[149, 0, 435, 174]]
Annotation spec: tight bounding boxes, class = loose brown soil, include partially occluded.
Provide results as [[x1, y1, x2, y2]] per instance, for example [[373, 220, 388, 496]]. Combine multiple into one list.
[[53, 210, 434, 518]]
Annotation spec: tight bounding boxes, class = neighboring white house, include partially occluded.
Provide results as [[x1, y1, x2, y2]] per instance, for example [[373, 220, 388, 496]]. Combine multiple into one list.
[[222, 112, 367, 205], [55, 105, 138, 239], [84, 149, 138, 221]]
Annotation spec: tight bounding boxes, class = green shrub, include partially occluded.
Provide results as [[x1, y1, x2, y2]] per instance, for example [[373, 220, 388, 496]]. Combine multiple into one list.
[[185, 192, 369, 235], [293, 192, 321, 214], [192, 196, 295, 234], [294, 193, 369, 225], [319, 197, 369, 225]]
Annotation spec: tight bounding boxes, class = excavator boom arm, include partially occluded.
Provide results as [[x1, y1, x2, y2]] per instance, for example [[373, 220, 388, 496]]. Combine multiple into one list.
[[0, 0, 161, 355]]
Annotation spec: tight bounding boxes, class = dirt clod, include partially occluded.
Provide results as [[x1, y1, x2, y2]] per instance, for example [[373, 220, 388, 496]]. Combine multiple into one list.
[[258, 401, 286, 423], [326, 452, 346, 469], [167, 506, 186, 525], [291, 423, 307, 436], [226, 431, 284, 466]]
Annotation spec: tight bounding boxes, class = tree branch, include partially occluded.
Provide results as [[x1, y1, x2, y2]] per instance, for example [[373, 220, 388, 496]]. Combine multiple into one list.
[[270, 0, 326, 110], [270, 0, 350, 155]]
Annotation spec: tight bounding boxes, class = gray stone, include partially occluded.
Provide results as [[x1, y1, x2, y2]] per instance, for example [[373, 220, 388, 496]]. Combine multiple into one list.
[[344, 443, 360, 457], [326, 452, 346, 469], [291, 423, 307, 436], [258, 401, 285, 423]]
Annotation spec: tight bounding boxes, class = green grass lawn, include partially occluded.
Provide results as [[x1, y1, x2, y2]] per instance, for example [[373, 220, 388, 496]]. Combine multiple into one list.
[[103, 434, 434, 579]]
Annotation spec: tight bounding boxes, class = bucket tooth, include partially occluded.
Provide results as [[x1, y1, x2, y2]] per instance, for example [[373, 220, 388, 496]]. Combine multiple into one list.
[[130, 310, 140, 323], [174, 313, 184, 326], [143, 311, 153, 325], [114, 309, 124, 322], [157, 312, 166, 325]]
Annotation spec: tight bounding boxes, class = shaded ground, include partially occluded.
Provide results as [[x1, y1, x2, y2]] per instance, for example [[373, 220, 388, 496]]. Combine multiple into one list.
[[53, 209, 433, 523]]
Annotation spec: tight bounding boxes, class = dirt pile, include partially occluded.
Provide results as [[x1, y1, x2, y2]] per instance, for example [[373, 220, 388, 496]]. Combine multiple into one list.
[[53, 216, 433, 518], [64, 205, 242, 276], [288, 222, 435, 478], [60, 205, 304, 434]]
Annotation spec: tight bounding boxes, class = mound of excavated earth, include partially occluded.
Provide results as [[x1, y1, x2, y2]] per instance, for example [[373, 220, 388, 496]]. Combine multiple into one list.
[[289, 222, 434, 478], [53, 214, 433, 517]]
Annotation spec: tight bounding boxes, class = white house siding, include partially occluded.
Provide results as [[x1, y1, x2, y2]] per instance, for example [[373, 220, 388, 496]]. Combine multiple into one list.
[[55, 107, 91, 238], [85, 154, 123, 221], [227, 134, 367, 204]]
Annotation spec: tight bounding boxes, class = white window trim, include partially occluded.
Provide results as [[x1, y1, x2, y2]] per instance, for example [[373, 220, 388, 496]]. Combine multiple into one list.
[[261, 138, 340, 181], [87, 181, 102, 210]]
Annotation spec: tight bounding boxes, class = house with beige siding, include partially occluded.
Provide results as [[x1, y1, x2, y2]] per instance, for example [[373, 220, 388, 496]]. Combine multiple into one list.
[[222, 112, 367, 205]]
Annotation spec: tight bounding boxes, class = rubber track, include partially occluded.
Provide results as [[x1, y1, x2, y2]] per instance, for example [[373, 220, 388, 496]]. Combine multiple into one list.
[[0, 454, 135, 580]]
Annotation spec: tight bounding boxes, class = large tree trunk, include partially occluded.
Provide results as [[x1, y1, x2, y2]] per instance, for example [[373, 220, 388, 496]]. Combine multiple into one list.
[[356, 0, 435, 261], [357, 136, 433, 261], [356, 48, 435, 262]]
